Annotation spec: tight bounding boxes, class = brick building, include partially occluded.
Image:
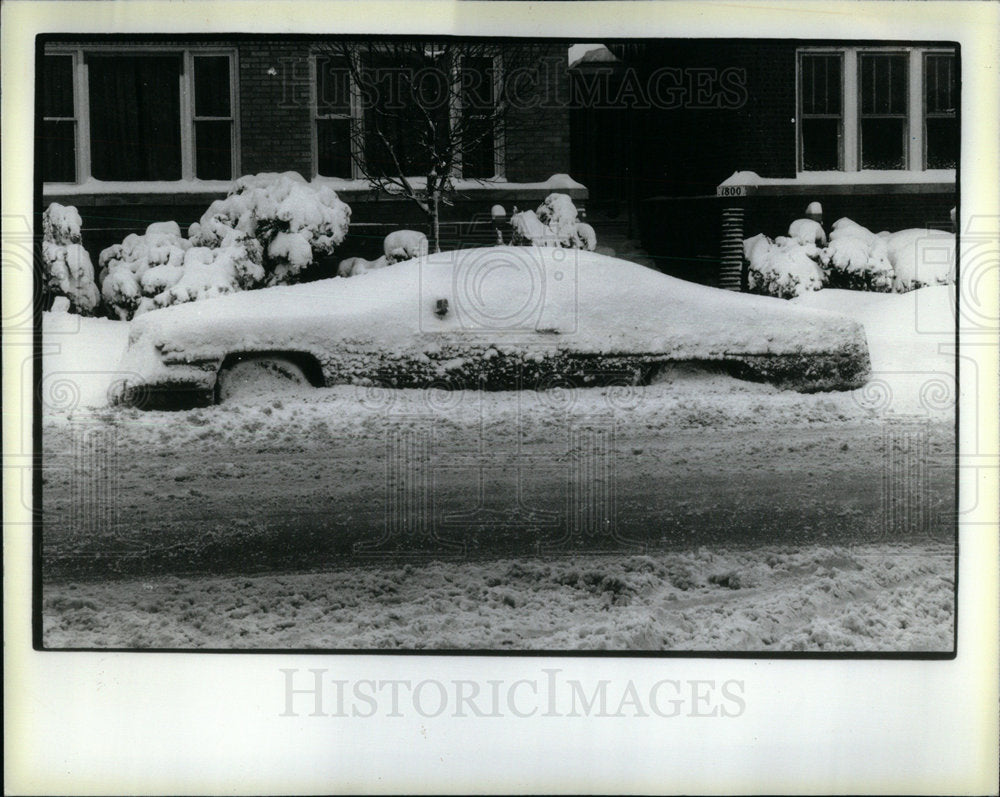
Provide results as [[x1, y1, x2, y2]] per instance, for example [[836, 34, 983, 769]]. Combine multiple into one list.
[[38, 36, 585, 274], [570, 40, 958, 286]]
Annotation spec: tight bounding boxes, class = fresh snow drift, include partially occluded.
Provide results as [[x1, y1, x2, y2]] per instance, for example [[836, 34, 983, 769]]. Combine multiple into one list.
[[117, 247, 870, 402]]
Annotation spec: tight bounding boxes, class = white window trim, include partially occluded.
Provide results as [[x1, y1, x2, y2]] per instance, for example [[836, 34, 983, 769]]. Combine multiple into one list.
[[42, 44, 240, 186], [310, 48, 505, 181], [796, 45, 956, 174]]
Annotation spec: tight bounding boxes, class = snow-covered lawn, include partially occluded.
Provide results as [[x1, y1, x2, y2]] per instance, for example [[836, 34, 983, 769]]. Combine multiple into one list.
[[40, 282, 956, 651]]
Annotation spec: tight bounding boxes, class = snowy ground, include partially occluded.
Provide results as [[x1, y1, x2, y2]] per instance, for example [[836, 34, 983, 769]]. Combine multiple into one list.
[[40, 285, 956, 651]]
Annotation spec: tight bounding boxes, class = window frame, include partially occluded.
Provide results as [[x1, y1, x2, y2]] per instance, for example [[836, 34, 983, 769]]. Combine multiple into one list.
[[310, 47, 505, 181], [796, 50, 845, 172], [41, 50, 83, 183], [41, 44, 240, 185], [922, 50, 958, 170], [796, 45, 957, 174]]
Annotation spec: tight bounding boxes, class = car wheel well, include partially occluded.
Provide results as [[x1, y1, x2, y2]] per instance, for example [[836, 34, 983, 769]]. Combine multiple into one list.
[[217, 351, 325, 387]]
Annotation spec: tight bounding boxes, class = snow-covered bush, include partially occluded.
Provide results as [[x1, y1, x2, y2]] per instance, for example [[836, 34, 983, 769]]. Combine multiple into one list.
[[383, 230, 428, 264], [509, 193, 597, 250], [884, 228, 955, 292], [744, 215, 955, 299], [744, 233, 826, 299], [99, 221, 194, 320], [99, 222, 264, 319], [819, 219, 894, 292], [41, 203, 100, 314], [338, 255, 389, 277], [189, 171, 351, 285], [787, 218, 826, 247]]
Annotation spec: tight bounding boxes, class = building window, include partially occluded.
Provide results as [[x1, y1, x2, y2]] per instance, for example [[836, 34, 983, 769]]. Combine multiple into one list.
[[40, 47, 238, 184], [924, 53, 957, 169], [193, 55, 235, 180], [797, 46, 957, 173], [41, 54, 78, 182], [315, 54, 354, 178], [312, 47, 501, 179], [87, 54, 183, 181], [859, 53, 908, 169], [799, 53, 843, 171], [460, 55, 498, 178]]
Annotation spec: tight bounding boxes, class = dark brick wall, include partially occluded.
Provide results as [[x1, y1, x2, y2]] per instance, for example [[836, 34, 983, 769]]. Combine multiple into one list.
[[238, 41, 314, 176], [731, 43, 797, 178], [503, 44, 573, 182]]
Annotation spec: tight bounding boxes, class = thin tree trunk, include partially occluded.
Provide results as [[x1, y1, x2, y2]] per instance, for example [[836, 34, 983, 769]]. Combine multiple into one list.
[[429, 174, 442, 253]]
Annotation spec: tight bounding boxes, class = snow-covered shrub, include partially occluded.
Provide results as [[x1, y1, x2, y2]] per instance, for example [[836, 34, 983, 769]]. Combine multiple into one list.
[[787, 218, 826, 247], [189, 171, 351, 285], [509, 193, 597, 250], [150, 236, 266, 312], [41, 203, 100, 314], [338, 255, 389, 277], [884, 228, 955, 292], [99, 222, 265, 319], [99, 221, 194, 320], [819, 219, 894, 292], [744, 233, 826, 299], [383, 230, 428, 264], [744, 215, 956, 299]]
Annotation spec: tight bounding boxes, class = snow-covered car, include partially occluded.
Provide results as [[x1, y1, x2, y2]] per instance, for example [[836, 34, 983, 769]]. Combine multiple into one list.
[[116, 247, 871, 407]]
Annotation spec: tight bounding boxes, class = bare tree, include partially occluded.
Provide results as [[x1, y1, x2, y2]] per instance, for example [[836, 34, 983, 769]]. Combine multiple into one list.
[[316, 40, 539, 253]]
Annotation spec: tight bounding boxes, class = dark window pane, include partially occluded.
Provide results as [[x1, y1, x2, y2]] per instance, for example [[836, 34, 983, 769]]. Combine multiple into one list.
[[925, 54, 956, 114], [800, 54, 841, 115], [42, 55, 75, 117], [926, 117, 958, 169], [88, 55, 182, 181], [861, 54, 907, 115], [360, 48, 450, 176], [41, 119, 76, 182], [462, 55, 495, 178], [317, 56, 351, 115], [462, 56, 494, 110], [317, 118, 352, 177], [463, 132, 494, 178], [194, 56, 231, 117], [861, 117, 906, 169], [195, 120, 232, 179], [801, 118, 840, 170]]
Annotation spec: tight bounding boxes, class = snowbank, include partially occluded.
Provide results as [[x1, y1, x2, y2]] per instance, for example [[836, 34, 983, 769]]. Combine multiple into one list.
[[41, 203, 100, 314], [41, 311, 131, 410], [119, 247, 870, 396]]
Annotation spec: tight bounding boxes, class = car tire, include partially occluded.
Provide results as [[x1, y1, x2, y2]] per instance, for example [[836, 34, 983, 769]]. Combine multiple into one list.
[[215, 355, 312, 403]]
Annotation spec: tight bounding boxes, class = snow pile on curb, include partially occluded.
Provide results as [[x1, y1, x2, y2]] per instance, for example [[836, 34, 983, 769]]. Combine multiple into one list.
[[746, 217, 955, 299], [119, 247, 870, 395], [41, 203, 100, 314], [511, 193, 597, 250]]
